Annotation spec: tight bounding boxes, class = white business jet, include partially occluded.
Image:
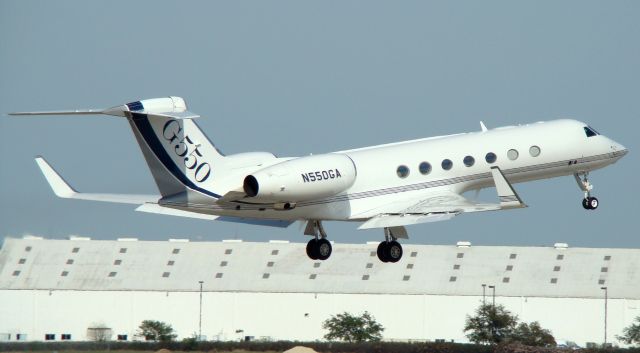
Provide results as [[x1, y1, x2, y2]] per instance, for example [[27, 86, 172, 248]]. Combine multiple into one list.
[[10, 97, 628, 263]]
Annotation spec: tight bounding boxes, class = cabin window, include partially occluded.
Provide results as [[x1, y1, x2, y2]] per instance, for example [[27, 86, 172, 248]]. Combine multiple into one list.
[[396, 165, 410, 178], [419, 162, 432, 175], [529, 146, 541, 157], [463, 156, 475, 167], [441, 159, 453, 170], [584, 126, 599, 137], [485, 152, 497, 164], [507, 149, 519, 161]]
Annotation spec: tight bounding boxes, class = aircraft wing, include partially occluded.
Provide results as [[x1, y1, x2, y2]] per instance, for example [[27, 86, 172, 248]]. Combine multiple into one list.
[[359, 166, 526, 230]]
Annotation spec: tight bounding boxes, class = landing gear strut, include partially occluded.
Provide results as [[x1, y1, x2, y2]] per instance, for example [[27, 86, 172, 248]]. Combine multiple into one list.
[[305, 220, 332, 261], [376, 227, 404, 263], [575, 173, 599, 210]]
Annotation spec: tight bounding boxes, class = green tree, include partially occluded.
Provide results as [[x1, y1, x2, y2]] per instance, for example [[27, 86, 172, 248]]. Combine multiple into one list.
[[510, 321, 556, 347], [137, 320, 177, 342], [323, 311, 384, 342], [617, 316, 640, 346], [464, 304, 518, 344]]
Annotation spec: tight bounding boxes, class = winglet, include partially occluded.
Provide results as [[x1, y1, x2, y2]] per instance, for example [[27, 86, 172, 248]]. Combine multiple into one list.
[[34, 157, 78, 198], [490, 166, 526, 209], [480, 121, 488, 132]]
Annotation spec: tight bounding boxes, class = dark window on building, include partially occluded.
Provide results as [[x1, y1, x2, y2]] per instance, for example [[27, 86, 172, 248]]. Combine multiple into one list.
[[463, 156, 475, 167], [45, 334, 55, 341], [61, 334, 71, 340], [72, 247, 80, 253], [419, 162, 432, 175], [117, 334, 128, 341], [396, 165, 410, 178], [114, 260, 122, 265], [172, 248, 180, 254], [485, 152, 497, 164], [441, 159, 453, 170], [162, 272, 170, 278], [18, 258, 26, 264], [271, 249, 279, 255], [119, 248, 127, 254]]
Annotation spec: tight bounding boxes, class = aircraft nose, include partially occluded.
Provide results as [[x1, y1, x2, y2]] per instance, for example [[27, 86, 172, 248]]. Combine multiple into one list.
[[610, 139, 628, 158]]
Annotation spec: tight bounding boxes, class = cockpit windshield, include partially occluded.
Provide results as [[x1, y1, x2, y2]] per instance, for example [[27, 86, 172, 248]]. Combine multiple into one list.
[[584, 126, 600, 137]]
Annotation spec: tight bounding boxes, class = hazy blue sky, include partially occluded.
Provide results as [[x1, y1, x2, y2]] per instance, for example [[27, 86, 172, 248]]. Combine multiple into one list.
[[1, 1, 638, 248]]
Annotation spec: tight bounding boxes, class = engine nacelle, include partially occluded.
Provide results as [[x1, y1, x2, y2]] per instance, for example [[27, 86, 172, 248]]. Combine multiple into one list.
[[243, 154, 357, 202]]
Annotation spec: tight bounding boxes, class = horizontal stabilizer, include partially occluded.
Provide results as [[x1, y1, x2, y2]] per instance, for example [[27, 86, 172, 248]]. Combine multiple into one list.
[[35, 156, 158, 204], [9, 110, 103, 116]]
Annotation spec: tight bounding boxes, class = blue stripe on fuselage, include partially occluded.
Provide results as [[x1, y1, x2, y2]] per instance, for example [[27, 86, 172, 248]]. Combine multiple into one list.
[[130, 113, 221, 199]]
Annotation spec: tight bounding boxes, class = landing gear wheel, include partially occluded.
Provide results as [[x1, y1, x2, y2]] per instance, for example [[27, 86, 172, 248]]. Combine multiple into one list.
[[587, 196, 599, 210], [306, 239, 319, 260], [386, 241, 403, 263], [316, 238, 332, 261], [582, 198, 589, 210], [377, 242, 390, 263]]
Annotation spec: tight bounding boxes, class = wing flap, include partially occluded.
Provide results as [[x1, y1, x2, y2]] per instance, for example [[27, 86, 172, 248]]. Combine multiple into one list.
[[358, 213, 457, 229]]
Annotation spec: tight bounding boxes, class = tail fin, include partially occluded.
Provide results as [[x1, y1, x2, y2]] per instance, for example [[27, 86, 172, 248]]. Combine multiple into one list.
[[12, 97, 225, 200]]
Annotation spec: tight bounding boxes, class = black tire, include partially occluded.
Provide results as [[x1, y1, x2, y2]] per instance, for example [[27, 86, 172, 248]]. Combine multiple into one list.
[[306, 239, 319, 260], [316, 238, 332, 261], [582, 198, 590, 210], [377, 242, 389, 263], [588, 197, 599, 210], [386, 241, 403, 263]]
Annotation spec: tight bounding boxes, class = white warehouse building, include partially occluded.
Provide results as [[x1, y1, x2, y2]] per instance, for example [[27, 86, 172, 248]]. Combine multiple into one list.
[[0, 236, 638, 346]]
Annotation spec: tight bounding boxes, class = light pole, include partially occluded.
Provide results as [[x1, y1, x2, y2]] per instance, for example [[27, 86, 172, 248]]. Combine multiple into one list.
[[488, 285, 496, 307], [601, 286, 608, 346], [482, 284, 487, 306], [199, 280, 204, 341]]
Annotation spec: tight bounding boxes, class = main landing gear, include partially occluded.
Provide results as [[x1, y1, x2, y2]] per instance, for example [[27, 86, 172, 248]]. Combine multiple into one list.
[[575, 172, 599, 210], [376, 227, 405, 263], [305, 220, 332, 261]]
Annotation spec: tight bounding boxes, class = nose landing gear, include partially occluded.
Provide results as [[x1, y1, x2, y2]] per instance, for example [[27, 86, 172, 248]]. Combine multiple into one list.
[[575, 173, 599, 210]]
